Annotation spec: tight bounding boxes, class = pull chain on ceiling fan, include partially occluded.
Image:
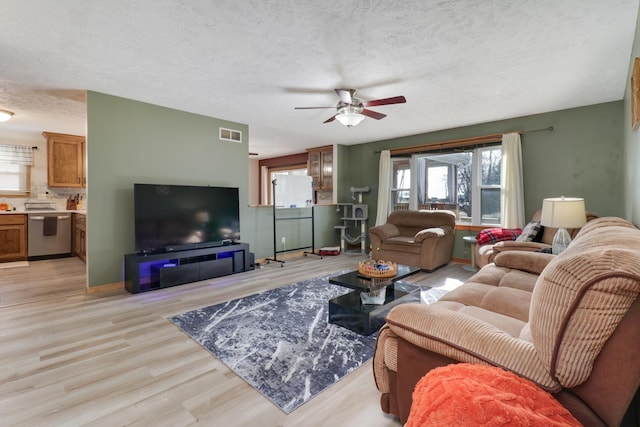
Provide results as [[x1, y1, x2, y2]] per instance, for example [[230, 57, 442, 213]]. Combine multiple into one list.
[[295, 89, 406, 127]]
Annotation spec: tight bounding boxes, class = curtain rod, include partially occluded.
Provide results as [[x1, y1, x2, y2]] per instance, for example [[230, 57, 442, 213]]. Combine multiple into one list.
[[521, 126, 554, 134], [373, 126, 554, 154]]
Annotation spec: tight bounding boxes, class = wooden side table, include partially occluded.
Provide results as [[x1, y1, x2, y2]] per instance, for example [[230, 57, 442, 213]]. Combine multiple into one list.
[[462, 235, 478, 272]]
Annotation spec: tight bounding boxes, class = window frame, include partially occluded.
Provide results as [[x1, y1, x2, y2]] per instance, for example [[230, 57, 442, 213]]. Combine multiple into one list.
[[391, 157, 412, 210], [389, 144, 502, 225], [265, 164, 308, 205], [472, 146, 502, 225], [0, 163, 31, 197]]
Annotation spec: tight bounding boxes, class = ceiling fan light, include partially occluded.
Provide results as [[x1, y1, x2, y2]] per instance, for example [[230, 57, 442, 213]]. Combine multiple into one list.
[[0, 109, 14, 122], [336, 112, 365, 127]]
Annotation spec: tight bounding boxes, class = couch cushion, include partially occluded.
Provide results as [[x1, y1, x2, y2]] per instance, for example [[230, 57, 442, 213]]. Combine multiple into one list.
[[440, 281, 532, 323], [494, 251, 555, 276], [456, 305, 527, 337], [387, 209, 456, 230], [478, 288, 532, 323], [574, 216, 636, 238], [385, 303, 559, 390], [476, 243, 497, 268], [381, 237, 422, 254], [455, 262, 539, 293], [414, 227, 447, 242], [529, 218, 640, 388]]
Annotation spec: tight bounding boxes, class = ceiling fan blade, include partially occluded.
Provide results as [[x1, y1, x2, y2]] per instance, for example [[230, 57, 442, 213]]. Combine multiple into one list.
[[362, 95, 406, 107], [361, 109, 387, 120], [294, 106, 336, 109], [335, 89, 354, 104], [323, 115, 337, 123]]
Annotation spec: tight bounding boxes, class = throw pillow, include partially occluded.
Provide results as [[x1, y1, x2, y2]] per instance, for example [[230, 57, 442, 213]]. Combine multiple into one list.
[[406, 363, 581, 427], [475, 228, 522, 245], [516, 221, 542, 242]]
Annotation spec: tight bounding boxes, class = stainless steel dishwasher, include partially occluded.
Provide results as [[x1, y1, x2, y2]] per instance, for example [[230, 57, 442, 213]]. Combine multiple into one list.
[[26, 202, 72, 259]]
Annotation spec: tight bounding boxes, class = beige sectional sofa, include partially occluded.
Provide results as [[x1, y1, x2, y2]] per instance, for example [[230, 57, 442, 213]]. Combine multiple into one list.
[[474, 209, 598, 269], [373, 217, 640, 426]]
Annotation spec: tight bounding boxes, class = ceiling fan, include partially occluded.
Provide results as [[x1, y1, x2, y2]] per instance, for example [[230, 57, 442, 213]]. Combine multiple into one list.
[[294, 89, 406, 127]]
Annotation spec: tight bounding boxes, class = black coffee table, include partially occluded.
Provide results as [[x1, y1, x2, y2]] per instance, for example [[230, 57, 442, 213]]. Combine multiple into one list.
[[328, 264, 421, 335]]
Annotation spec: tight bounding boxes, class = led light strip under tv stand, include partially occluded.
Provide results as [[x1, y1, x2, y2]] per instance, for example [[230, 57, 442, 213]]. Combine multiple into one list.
[[124, 242, 253, 293]]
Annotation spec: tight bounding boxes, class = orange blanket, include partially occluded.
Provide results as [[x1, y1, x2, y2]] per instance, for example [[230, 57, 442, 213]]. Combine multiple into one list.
[[406, 363, 581, 427]]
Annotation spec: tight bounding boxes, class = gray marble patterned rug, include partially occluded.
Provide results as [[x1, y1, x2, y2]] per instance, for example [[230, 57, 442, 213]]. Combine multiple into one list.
[[169, 272, 379, 413]]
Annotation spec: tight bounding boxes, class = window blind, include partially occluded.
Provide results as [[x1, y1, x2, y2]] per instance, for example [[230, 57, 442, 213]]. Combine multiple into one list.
[[0, 144, 34, 165]]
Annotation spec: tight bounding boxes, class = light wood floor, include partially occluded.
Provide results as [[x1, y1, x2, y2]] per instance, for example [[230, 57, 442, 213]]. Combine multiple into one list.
[[0, 257, 87, 308], [0, 254, 473, 426]]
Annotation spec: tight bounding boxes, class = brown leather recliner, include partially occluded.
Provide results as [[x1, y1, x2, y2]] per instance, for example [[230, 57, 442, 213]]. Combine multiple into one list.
[[369, 210, 456, 271]]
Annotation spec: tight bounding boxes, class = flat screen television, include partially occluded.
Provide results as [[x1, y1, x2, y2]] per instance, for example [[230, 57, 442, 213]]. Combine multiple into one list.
[[134, 183, 240, 254]]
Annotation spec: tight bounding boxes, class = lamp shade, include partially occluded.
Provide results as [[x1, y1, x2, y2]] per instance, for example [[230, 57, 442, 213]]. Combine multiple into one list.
[[336, 112, 365, 127], [540, 197, 586, 229]]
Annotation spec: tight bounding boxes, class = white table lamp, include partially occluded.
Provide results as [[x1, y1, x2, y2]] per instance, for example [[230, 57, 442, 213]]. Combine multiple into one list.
[[540, 197, 586, 255]]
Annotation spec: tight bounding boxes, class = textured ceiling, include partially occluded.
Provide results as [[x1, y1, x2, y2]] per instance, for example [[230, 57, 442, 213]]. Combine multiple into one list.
[[0, 1, 637, 158]]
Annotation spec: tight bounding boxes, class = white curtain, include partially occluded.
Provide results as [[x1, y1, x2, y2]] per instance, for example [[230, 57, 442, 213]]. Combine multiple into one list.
[[375, 150, 391, 225], [0, 144, 34, 165], [500, 133, 525, 228]]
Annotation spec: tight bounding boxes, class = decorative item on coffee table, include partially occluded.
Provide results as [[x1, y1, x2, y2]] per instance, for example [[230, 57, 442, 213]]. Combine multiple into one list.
[[358, 260, 398, 278], [329, 263, 421, 334], [357, 260, 398, 304]]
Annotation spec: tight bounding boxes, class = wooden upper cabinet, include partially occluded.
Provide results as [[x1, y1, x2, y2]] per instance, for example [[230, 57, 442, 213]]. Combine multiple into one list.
[[43, 132, 86, 188], [306, 145, 334, 205], [306, 145, 334, 191], [307, 150, 322, 190], [321, 150, 333, 190]]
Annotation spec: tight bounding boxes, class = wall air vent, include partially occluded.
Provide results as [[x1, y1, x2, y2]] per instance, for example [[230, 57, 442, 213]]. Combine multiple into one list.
[[219, 127, 242, 143]]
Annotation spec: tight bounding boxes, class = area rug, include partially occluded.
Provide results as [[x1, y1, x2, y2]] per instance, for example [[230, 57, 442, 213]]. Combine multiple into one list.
[[170, 272, 433, 413]]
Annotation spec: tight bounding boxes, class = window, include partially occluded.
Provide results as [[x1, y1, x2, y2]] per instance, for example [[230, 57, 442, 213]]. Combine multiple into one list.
[[267, 166, 307, 205], [391, 158, 411, 209], [476, 147, 502, 225], [257, 152, 310, 206], [389, 146, 501, 225], [0, 163, 30, 195], [0, 143, 33, 197]]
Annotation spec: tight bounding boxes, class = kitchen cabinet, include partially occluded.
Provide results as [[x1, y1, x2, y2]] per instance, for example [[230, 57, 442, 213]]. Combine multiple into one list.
[[72, 213, 86, 263], [0, 214, 27, 262], [307, 145, 333, 205], [43, 132, 86, 188]]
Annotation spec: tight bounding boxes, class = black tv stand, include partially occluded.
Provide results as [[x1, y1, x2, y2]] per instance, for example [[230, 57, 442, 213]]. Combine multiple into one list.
[[124, 242, 253, 293]]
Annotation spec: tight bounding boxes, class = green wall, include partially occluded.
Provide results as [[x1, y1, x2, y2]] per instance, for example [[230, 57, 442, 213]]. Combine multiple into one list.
[[243, 205, 340, 262], [346, 101, 624, 260], [348, 101, 624, 225], [86, 92, 340, 287], [86, 92, 249, 287], [624, 7, 640, 226], [86, 90, 627, 286]]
